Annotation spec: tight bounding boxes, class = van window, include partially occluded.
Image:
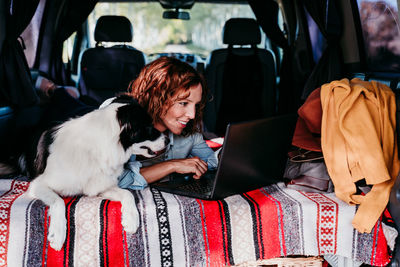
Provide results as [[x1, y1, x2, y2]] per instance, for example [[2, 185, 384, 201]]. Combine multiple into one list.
[[62, 32, 77, 64], [87, 2, 264, 58], [357, 0, 400, 72]]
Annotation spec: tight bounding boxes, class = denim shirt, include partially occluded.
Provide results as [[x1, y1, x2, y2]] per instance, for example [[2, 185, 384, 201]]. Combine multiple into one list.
[[118, 131, 219, 190]]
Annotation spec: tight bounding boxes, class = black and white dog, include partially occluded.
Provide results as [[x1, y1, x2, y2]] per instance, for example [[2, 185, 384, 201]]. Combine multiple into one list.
[[26, 96, 168, 251]]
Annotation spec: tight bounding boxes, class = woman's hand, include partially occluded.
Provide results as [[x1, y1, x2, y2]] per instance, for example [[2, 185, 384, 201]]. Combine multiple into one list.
[[171, 157, 208, 179], [140, 157, 208, 183]]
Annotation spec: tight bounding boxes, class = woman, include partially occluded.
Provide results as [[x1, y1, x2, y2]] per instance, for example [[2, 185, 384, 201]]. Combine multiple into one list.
[[106, 56, 218, 189]]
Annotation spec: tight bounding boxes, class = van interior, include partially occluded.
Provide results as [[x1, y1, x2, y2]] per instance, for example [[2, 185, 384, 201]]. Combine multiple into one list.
[[1, 0, 400, 266]]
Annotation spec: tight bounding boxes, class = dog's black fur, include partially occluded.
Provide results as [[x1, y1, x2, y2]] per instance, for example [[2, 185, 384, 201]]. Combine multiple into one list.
[[113, 96, 165, 151], [28, 126, 58, 178]]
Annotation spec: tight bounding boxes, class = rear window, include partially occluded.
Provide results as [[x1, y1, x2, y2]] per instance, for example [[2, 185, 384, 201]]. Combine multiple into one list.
[[87, 2, 263, 58]]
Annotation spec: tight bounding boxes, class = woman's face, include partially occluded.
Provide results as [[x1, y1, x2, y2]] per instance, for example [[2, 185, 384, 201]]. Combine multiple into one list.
[[154, 83, 202, 135]]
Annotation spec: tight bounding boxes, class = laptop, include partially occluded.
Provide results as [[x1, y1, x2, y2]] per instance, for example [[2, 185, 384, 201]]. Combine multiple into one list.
[[151, 114, 297, 200]]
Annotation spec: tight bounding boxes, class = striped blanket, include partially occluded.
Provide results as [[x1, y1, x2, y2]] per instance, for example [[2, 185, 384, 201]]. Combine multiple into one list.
[[0, 177, 395, 267]]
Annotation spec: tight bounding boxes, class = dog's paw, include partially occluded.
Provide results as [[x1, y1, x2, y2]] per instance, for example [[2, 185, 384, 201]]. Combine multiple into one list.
[[48, 219, 67, 250], [121, 205, 139, 233], [48, 205, 67, 251]]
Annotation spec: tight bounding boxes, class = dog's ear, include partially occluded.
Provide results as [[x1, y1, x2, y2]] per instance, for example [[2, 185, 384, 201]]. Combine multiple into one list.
[[116, 103, 161, 150], [117, 102, 152, 129]]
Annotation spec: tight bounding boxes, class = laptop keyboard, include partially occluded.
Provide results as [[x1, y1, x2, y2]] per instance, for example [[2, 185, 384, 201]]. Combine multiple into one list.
[[176, 178, 214, 194]]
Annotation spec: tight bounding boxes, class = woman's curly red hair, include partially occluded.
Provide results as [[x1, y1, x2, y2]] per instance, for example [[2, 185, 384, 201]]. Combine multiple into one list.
[[127, 56, 208, 136]]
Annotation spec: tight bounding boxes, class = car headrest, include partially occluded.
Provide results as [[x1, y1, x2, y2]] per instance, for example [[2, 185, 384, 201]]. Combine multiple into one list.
[[222, 18, 261, 45], [95, 15, 133, 43]]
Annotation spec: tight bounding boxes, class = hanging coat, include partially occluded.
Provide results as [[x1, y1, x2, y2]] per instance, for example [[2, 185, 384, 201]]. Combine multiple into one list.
[[320, 78, 399, 233]]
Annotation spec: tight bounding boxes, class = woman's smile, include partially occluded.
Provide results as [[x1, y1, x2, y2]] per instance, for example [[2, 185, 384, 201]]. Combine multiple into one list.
[[154, 83, 202, 135], [178, 120, 188, 127]]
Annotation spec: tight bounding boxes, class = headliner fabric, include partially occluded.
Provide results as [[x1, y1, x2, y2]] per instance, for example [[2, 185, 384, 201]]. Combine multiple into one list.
[[0, 177, 394, 267], [320, 78, 400, 234]]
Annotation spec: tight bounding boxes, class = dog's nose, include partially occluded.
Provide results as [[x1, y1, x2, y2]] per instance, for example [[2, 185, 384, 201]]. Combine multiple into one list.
[[164, 135, 170, 146]]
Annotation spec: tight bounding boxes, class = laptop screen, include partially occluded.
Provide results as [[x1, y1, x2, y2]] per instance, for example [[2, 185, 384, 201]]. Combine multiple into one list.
[[211, 114, 297, 198]]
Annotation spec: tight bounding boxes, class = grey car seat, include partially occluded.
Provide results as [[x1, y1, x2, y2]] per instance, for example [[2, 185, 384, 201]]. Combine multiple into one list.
[[203, 18, 277, 136], [79, 15, 145, 104]]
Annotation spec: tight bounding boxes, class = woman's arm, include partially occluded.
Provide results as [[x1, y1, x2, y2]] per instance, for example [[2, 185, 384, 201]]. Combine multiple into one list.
[[119, 133, 216, 189], [190, 133, 219, 170], [141, 157, 208, 182]]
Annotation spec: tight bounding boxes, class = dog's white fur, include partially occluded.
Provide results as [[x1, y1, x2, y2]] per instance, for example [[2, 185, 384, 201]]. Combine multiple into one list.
[[27, 103, 167, 251]]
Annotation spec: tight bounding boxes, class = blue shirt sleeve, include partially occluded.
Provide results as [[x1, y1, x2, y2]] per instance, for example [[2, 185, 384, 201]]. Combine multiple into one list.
[[118, 155, 148, 190], [189, 133, 219, 170]]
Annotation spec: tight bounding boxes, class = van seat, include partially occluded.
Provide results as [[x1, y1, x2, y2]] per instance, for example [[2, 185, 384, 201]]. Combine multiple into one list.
[[203, 18, 277, 136], [79, 15, 145, 104]]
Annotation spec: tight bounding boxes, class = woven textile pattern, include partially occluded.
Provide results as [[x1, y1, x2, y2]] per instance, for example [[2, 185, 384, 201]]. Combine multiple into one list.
[[0, 177, 393, 267]]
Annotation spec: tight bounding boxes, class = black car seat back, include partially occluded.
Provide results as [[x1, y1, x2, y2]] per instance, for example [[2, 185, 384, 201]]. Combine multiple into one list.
[[79, 15, 145, 104], [204, 18, 276, 136]]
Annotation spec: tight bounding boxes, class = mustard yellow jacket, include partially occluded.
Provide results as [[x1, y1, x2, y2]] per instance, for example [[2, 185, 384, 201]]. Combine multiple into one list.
[[320, 78, 399, 233]]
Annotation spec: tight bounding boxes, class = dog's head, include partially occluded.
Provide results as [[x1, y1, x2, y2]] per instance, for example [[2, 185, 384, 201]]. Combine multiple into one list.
[[115, 97, 169, 158]]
